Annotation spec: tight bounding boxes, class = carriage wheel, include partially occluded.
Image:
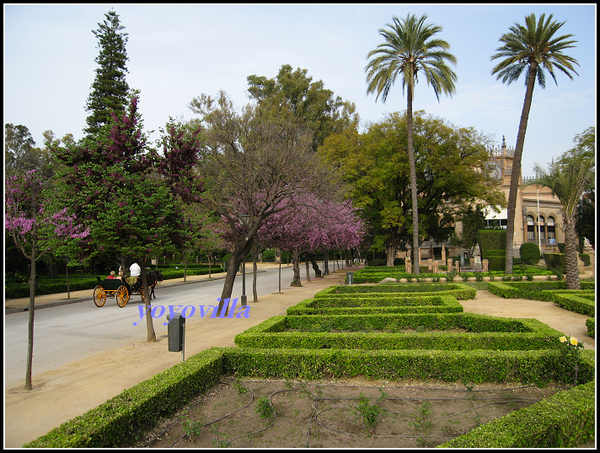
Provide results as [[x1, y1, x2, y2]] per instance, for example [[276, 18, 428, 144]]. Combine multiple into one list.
[[93, 285, 106, 307], [116, 285, 130, 308]]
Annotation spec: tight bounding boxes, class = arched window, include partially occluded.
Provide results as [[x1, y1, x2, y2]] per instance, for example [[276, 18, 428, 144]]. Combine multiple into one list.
[[527, 215, 536, 241], [547, 216, 556, 244], [538, 215, 545, 242]]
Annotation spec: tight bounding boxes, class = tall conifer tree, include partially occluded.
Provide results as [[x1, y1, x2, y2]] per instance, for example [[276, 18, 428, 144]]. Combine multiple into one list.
[[85, 10, 130, 137]]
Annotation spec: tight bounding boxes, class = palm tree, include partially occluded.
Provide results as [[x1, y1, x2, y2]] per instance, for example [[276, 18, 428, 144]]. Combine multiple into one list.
[[529, 132, 594, 289], [365, 14, 457, 274], [491, 13, 579, 273]]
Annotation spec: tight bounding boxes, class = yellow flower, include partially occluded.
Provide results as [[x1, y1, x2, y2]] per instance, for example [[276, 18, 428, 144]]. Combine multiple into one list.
[[570, 337, 579, 346], [559, 336, 567, 343]]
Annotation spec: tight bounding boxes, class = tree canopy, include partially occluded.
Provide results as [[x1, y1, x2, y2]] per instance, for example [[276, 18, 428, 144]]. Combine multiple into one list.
[[320, 111, 504, 265], [85, 10, 131, 137], [246, 64, 357, 152]]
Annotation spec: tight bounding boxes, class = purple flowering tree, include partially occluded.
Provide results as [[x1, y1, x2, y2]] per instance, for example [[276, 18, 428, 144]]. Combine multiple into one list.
[[5, 170, 90, 390], [256, 194, 365, 287]]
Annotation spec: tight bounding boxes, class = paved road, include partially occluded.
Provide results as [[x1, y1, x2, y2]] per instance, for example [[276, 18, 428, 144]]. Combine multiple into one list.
[[4, 264, 307, 387]]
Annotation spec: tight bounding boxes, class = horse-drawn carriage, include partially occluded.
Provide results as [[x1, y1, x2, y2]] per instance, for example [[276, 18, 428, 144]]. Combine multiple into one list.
[[93, 270, 162, 308]]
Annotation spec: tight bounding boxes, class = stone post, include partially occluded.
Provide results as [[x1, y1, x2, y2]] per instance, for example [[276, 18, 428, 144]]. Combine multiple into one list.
[[482, 259, 489, 273], [432, 262, 438, 273], [427, 258, 433, 270], [447, 258, 453, 272], [405, 257, 412, 274]]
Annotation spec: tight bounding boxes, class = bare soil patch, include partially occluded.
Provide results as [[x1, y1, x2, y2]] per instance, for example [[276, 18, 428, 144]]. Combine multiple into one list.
[[131, 377, 563, 448]]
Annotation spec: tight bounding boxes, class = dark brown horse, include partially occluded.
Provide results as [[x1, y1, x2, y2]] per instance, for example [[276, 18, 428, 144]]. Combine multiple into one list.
[[131, 270, 163, 299]]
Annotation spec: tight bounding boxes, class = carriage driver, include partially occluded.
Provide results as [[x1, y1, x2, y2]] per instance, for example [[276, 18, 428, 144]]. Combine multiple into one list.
[[128, 262, 141, 286]]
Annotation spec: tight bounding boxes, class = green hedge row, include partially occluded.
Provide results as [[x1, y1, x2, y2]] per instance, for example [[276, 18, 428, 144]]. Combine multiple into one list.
[[25, 348, 225, 448], [5, 266, 226, 299], [543, 253, 591, 270], [222, 347, 595, 385], [286, 294, 464, 315], [487, 281, 595, 300], [280, 312, 544, 333], [438, 380, 596, 448], [586, 319, 595, 338], [315, 283, 476, 300], [24, 345, 596, 448], [5, 278, 100, 299], [235, 314, 564, 351], [549, 293, 595, 317]]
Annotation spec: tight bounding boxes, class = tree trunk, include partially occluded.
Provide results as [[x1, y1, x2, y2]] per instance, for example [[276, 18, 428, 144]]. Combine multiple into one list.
[[505, 63, 537, 274], [308, 252, 322, 278], [323, 250, 330, 276], [563, 215, 581, 290], [386, 244, 397, 267], [406, 75, 420, 275], [219, 239, 253, 313], [252, 247, 259, 302], [290, 248, 302, 287], [25, 249, 36, 391], [140, 264, 156, 342]]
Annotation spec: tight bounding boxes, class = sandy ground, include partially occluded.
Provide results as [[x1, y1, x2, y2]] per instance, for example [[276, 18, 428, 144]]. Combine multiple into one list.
[[4, 267, 595, 448]]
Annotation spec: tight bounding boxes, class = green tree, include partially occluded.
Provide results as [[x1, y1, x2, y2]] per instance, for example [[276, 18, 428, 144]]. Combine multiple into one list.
[[576, 188, 594, 249], [530, 128, 594, 289], [53, 97, 200, 342], [491, 13, 579, 273], [246, 64, 357, 152], [320, 112, 503, 267], [85, 10, 131, 137], [5, 124, 54, 177], [365, 14, 457, 273]]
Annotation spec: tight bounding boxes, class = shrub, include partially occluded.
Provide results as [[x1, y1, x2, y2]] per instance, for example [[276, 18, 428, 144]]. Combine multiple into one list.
[[478, 230, 506, 258], [486, 251, 507, 272], [543, 253, 565, 272], [520, 242, 541, 265]]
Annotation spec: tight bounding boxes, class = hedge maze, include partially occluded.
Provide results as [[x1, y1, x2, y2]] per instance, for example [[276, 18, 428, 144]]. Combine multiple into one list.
[[230, 282, 595, 447], [26, 281, 595, 448]]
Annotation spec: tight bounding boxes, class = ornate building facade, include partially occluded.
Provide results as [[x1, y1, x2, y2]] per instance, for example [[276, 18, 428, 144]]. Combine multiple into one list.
[[484, 136, 564, 253]]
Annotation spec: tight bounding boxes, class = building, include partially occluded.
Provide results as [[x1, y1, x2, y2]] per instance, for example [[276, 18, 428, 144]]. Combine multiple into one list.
[[417, 137, 565, 264], [486, 136, 564, 254]]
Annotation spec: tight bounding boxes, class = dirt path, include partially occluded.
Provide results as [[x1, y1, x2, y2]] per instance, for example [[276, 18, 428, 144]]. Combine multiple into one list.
[[4, 273, 594, 447]]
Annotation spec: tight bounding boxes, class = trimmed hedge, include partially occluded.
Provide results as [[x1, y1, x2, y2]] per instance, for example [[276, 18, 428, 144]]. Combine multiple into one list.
[[24, 348, 225, 448], [487, 281, 595, 300], [5, 266, 225, 299], [315, 282, 476, 300], [222, 347, 595, 385], [550, 293, 595, 317], [24, 346, 595, 448], [586, 318, 595, 338], [438, 380, 596, 448], [478, 229, 506, 258], [286, 294, 464, 315], [235, 314, 564, 351]]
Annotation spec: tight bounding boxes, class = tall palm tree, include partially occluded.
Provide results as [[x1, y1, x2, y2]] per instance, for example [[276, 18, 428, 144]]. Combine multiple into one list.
[[491, 13, 579, 273], [529, 137, 594, 289], [365, 14, 457, 274]]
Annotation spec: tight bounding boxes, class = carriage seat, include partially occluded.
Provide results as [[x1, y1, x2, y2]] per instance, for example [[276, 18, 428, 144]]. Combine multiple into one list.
[[98, 278, 129, 291]]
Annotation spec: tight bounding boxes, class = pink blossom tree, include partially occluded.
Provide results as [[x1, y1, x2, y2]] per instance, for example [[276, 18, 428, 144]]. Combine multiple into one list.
[[5, 170, 90, 390], [256, 194, 365, 287]]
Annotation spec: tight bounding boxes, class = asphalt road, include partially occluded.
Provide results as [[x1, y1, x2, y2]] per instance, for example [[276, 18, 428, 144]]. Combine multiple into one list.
[[4, 265, 300, 387]]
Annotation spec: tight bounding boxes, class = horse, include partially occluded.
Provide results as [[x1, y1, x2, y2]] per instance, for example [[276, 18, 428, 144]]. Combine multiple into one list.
[[147, 270, 163, 299], [130, 270, 163, 300]]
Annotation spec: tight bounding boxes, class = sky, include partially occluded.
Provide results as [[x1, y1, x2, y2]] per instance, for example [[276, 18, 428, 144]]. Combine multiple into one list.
[[4, 3, 596, 177]]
